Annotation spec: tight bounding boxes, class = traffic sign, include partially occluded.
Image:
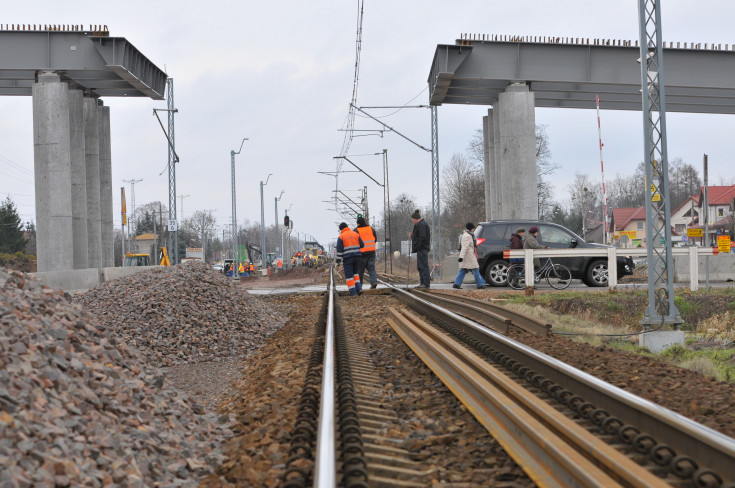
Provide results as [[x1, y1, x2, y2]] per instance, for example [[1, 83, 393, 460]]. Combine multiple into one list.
[[681, 235, 688, 241], [168, 220, 178, 232], [687, 228, 703, 237], [718, 235, 731, 253]]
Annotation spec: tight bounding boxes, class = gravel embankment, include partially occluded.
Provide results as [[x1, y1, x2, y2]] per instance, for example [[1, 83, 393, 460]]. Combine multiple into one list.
[[0, 267, 232, 486], [76, 261, 287, 366]]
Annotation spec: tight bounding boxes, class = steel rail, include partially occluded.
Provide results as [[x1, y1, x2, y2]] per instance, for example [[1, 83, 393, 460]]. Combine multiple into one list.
[[414, 289, 551, 335], [386, 282, 735, 485], [388, 307, 668, 488], [313, 268, 336, 487]]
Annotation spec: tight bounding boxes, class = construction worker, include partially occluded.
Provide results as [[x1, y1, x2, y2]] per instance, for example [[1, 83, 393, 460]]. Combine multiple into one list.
[[354, 216, 378, 289], [336, 222, 364, 296], [239, 262, 245, 276]]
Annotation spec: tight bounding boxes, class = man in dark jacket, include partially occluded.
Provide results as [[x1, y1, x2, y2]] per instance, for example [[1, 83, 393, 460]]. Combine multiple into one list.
[[409, 209, 431, 288]]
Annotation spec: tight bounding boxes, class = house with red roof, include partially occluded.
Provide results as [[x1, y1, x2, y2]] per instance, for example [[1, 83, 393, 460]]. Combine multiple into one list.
[[610, 207, 648, 246], [698, 185, 735, 228], [670, 195, 700, 235]]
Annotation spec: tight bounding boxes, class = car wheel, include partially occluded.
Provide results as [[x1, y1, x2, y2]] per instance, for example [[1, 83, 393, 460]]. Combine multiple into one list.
[[586, 260, 608, 287], [485, 259, 510, 287]]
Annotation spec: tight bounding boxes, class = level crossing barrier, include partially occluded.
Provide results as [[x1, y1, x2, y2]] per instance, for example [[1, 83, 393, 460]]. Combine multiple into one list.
[[503, 247, 720, 292]]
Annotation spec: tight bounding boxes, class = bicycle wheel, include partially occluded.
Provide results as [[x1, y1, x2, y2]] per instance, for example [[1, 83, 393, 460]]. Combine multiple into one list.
[[507, 264, 526, 290], [546, 263, 572, 290]]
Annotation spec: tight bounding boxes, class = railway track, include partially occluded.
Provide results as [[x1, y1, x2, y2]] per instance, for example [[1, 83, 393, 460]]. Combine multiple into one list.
[[283, 270, 735, 487]]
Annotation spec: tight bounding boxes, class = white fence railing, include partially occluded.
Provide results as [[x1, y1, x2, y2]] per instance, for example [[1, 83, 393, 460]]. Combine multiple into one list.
[[503, 247, 722, 292]]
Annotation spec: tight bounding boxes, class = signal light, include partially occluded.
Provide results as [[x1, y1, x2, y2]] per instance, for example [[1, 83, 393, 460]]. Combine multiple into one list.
[[284, 215, 290, 226]]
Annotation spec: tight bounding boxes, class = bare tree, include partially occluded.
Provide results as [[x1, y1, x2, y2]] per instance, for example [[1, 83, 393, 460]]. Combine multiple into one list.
[[568, 173, 602, 239], [536, 124, 560, 219]]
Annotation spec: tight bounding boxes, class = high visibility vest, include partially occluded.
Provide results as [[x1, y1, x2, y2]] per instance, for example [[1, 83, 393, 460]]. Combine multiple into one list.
[[337, 227, 362, 260], [355, 225, 376, 253]]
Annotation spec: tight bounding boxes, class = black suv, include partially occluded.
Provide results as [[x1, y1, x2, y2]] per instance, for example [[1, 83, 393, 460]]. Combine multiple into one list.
[[475, 220, 634, 287]]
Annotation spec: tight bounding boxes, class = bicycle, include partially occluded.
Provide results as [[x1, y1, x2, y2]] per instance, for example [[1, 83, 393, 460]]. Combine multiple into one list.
[[506, 258, 572, 290]]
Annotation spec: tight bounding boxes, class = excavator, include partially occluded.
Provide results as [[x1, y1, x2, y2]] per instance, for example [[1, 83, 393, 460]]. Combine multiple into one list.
[[124, 247, 170, 267]]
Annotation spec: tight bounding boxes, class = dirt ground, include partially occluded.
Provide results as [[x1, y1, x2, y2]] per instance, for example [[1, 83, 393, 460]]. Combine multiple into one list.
[[238, 266, 326, 289]]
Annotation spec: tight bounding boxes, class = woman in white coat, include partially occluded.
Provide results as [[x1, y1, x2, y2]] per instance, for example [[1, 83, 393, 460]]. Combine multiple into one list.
[[453, 222, 489, 289]]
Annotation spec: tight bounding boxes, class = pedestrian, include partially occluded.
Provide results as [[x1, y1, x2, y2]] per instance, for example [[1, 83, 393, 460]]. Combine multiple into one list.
[[523, 226, 548, 270], [354, 216, 378, 289], [336, 222, 364, 296], [409, 209, 431, 288], [509, 227, 525, 265], [453, 222, 489, 289], [224, 262, 231, 276]]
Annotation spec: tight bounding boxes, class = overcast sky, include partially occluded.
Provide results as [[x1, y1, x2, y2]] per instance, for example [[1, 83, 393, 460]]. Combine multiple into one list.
[[2, 0, 735, 248]]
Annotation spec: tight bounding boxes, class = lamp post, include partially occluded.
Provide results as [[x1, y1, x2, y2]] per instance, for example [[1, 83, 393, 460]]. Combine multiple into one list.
[[275, 190, 285, 258], [260, 174, 273, 268], [230, 138, 248, 279]]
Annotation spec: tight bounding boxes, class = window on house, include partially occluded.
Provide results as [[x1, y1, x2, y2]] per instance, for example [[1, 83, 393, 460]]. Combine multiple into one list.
[[637, 222, 643, 230], [675, 224, 686, 233], [719, 208, 724, 217]]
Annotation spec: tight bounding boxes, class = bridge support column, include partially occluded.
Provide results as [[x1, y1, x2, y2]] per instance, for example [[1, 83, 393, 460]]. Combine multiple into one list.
[[483, 110, 497, 220], [84, 95, 102, 268], [484, 83, 538, 220], [98, 102, 114, 267], [32, 72, 74, 272], [68, 88, 89, 270]]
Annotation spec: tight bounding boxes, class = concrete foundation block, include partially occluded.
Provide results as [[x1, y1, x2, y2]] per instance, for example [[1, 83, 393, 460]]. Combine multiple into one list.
[[103, 266, 154, 282], [639, 330, 685, 353], [32, 268, 100, 292]]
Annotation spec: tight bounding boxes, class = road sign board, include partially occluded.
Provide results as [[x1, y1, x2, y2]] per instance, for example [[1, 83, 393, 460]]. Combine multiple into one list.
[[687, 228, 703, 237], [718, 235, 731, 253], [168, 220, 178, 232]]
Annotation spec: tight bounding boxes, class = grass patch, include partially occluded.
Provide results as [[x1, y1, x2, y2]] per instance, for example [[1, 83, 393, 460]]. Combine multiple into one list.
[[503, 301, 735, 383]]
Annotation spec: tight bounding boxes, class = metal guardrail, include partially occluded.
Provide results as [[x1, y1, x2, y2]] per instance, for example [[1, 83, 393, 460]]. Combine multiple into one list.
[[503, 247, 721, 291], [313, 268, 336, 487]]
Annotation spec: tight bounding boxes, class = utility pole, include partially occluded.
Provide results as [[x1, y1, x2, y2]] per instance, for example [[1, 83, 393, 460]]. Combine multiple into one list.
[[120, 187, 126, 265], [275, 190, 285, 256], [122, 178, 143, 251], [152, 79, 180, 265], [637, 0, 681, 327], [230, 137, 249, 279], [178, 194, 190, 220], [166, 78, 178, 265], [260, 174, 273, 268]]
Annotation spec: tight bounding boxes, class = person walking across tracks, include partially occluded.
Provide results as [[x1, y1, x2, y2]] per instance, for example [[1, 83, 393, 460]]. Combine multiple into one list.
[[354, 216, 378, 289], [453, 222, 489, 289], [336, 222, 364, 296]]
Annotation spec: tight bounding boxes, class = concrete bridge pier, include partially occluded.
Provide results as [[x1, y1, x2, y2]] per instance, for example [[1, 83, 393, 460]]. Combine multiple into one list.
[[98, 102, 114, 267], [32, 72, 74, 272], [483, 83, 538, 221], [83, 95, 102, 269], [68, 88, 89, 270]]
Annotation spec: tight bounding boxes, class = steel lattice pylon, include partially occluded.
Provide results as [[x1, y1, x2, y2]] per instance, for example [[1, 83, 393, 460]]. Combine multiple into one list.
[[637, 0, 681, 327], [430, 105, 441, 278], [166, 78, 178, 265]]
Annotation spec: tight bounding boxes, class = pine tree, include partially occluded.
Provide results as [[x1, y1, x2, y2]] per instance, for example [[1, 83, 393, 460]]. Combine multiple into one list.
[[0, 197, 28, 253]]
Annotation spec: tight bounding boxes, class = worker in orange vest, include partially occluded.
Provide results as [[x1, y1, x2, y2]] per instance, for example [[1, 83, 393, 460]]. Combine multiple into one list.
[[336, 222, 364, 296], [354, 216, 378, 289]]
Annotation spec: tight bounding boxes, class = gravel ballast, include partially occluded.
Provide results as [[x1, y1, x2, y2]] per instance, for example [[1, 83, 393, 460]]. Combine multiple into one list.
[[0, 267, 232, 486], [76, 261, 286, 366]]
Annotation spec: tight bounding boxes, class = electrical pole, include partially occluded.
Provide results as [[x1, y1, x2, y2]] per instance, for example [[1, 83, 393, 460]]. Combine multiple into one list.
[[260, 174, 273, 268], [637, 0, 681, 327], [230, 138, 248, 279], [122, 178, 143, 251], [166, 78, 178, 265], [120, 187, 126, 264], [275, 190, 284, 257], [178, 194, 190, 220]]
